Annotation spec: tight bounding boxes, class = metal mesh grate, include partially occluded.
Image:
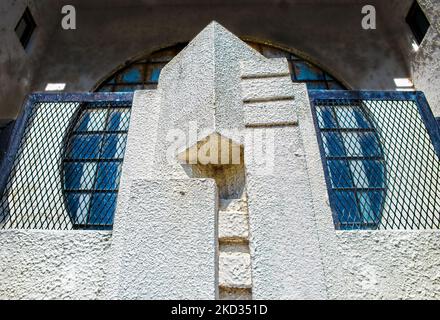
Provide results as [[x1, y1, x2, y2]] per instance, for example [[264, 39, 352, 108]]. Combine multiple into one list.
[[0, 93, 132, 230], [310, 91, 440, 230]]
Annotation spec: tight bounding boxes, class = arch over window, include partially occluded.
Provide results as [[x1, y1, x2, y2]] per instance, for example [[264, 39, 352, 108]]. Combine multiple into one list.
[[94, 41, 346, 92], [63, 102, 131, 229]]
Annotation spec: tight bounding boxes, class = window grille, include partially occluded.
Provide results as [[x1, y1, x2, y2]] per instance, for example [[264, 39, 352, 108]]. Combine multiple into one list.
[[0, 93, 133, 230], [310, 91, 440, 230]]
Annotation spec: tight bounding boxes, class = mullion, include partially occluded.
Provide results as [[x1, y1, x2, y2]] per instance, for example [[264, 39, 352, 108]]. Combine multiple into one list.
[[328, 103, 364, 226], [87, 108, 111, 226]]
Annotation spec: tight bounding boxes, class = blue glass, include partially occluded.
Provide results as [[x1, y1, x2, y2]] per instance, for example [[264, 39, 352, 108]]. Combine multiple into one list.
[[64, 163, 83, 189], [107, 111, 121, 131], [89, 193, 116, 225], [150, 67, 162, 82], [96, 162, 121, 190], [66, 193, 90, 225], [107, 110, 130, 131], [328, 160, 353, 188], [332, 191, 361, 227], [121, 67, 143, 83], [317, 107, 337, 129], [76, 112, 91, 131], [358, 191, 384, 225], [294, 62, 325, 81], [102, 134, 126, 159], [363, 160, 385, 188], [322, 132, 345, 157], [359, 132, 381, 157], [69, 135, 101, 159], [353, 108, 371, 128]]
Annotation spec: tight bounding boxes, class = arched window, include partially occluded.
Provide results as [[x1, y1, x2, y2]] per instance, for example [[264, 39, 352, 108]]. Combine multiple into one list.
[[63, 102, 131, 229], [315, 101, 386, 230], [94, 41, 346, 92]]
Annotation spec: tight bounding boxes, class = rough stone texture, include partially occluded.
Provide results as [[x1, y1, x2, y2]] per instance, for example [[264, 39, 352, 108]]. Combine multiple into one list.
[[411, 0, 440, 116], [333, 231, 440, 300], [106, 179, 218, 300], [295, 83, 345, 299], [240, 58, 290, 78], [241, 77, 294, 102], [218, 210, 249, 241], [0, 230, 111, 300], [246, 123, 328, 300], [244, 100, 298, 127], [219, 252, 252, 289]]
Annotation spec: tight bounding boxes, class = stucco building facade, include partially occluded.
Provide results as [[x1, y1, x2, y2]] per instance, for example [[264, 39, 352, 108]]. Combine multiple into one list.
[[0, 1, 440, 300]]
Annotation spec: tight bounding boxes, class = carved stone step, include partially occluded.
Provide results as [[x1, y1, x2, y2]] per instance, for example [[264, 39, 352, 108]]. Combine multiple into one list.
[[219, 252, 252, 289], [218, 210, 249, 241], [219, 198, 248, 212]]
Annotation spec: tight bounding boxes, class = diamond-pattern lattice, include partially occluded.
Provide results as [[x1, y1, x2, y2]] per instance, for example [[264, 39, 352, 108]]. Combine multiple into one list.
[[314, 98, 440, 230], [0, 99, 131, 230]]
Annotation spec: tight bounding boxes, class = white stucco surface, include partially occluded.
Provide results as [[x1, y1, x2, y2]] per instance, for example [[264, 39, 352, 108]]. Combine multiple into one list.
[[106, 179, 218, 299], [0, 230, 111, 300], [332, 231, 440, 299]]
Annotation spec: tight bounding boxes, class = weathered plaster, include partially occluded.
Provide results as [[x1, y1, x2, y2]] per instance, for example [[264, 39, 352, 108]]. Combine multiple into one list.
[[0, 230, 111, 300], [106, 179, 218, 300], [333, 231, 440, 300]]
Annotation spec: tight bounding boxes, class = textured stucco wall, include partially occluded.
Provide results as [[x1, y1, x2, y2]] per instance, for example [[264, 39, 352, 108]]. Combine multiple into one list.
[[0, 230, 111, 300], [411, 0, 440, 116], [333, 231, 440, 300], [296, 82, 440, 300]]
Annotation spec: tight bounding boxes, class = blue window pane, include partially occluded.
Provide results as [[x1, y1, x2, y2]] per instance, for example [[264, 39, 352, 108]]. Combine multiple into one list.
[[75, 109, 107, 132], [102, 134, 127, 159], [150, 67, 162, 82], [353, 108, 371, 128], [358, 191, 384, 225], [121, 67, 143, 83], [66, 193, 90, 225], [96, 162, 121, 190], [317, 106, 337, 129], [322, 132, 346, 157], [294, 62, 325, 80], [107, 109, 130, 131], [331, 191, 361, 228], [359, 132, 381, 157], [64, 163, 83, 189], [328, 160, 353, 188], [363, 160, 385, 188], [69, 135, 101, 159], [89, 193, 116, 225]]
